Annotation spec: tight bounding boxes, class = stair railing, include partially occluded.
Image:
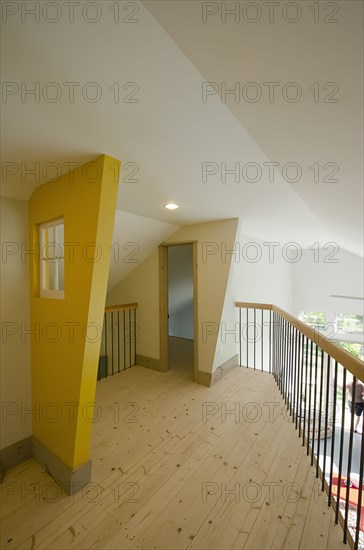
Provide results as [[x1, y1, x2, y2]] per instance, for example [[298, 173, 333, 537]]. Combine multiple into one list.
[[98, 303, 138, 379], [236, 302, 364, 550]]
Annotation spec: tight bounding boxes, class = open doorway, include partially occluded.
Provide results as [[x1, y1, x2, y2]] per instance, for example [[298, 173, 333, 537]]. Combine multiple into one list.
[[167, 244, 194, 369], [159, 242, 198, 376]]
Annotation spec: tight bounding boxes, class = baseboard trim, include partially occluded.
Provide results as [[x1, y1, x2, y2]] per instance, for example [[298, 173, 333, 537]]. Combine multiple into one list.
[[0, 437, 91, 494], [136, 354, 163, 372], [212, 354, 239, 385], [194, 354, 239, 388], [194, 369, 212, 387], [168, 335, 194, 341], [32, 438, 91, 495], [0, 436, 33, 474]]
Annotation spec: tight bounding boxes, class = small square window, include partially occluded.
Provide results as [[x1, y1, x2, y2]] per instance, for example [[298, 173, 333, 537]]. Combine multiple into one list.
[[39, 218, 64, 299]]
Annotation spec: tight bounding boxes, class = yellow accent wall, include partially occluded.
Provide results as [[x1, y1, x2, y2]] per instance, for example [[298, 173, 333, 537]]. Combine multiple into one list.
[[29, 155, 120, 469]]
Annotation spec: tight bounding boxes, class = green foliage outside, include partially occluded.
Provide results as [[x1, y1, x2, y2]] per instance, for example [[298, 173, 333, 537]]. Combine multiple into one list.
[[338, 341, 364, 361], [301, 311, 326, 329], [336, 314, 363, 333]]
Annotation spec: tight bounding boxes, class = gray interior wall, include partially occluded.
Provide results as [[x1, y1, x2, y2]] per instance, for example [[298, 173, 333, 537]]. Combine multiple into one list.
[[168, 244, 194, 340]]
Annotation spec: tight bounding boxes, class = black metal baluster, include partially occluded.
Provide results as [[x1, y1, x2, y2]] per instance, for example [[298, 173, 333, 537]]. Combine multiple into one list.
[[111, 311, 114, 375], [328, 360, 338, 506], [277, 313, 280, 385], [98, 306, 138, 378], [272, 312, 276, 380], [322, 354, 331, 492], [274, 313, 277, 383], [276, 313, 280, 385], [239, 307, 242, 367], [311, 344, 318, 466], [289, 324, 294, 413], [253, 308, 256, 370], [283, 320, 288, 404], [276, 312, 279, 382], [285, 322, 290, 409], [302, 336, 308, 447], [134, 308, 138, 365], [284, 320, 288, 401], [275, 314, 279, 385], [261, 309, 264, 372], [289, 325, 294, 417], [129, 309, 132, 368], [269, 309, 272, 374], [276, 314, 281, 388], [295, 330, 301, 431], [288, 323, 292, 409], [344, 377, 356, 543], [336, 366, 346, 524], [307, 340, 313, 456], [354, 425, 364, 549], [299, 333, 304, 439], [285, 323, 290, 409], [123, 310, 126, 370], [246, 308, 249, 369], [279, 316, 283, 393], [316, 348, 324, 478], [134, 307, 137, 365], [279, 316, 283, 391], [280, 319, 284, 396], [117, 310, 121, 373], [292, 327, 297, 424], [104, 312, 108, 377]]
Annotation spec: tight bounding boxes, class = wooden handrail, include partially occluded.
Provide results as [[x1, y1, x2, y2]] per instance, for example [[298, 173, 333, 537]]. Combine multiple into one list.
[[236, 302, 273, 311], [236, 301, 364, 381], [105, 303, 138, 312]]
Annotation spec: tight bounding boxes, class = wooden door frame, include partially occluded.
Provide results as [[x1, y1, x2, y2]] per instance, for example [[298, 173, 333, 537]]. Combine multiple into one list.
[[159, 241, 198, 377]]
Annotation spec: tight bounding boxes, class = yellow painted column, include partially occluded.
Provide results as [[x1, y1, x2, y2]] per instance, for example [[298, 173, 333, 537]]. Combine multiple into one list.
[[28, 155, 120, 488]]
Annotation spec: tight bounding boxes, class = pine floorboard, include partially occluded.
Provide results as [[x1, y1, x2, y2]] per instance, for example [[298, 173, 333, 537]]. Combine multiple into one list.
[[1, 339, 347, 549]]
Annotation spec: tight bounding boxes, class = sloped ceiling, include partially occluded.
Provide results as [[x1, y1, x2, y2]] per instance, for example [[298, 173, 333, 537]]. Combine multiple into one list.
[[143, 0, 363, 256], [108, 211, 179, 290], [1, 0, 363, 263]]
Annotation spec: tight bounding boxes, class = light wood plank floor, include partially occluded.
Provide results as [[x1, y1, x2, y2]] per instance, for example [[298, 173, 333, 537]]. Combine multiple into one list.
[[168, 336, 194, 369], [1, 360, 347, 549]]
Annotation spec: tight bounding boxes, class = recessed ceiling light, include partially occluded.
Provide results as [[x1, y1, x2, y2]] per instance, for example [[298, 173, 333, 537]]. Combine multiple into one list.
[[164, 203, 180, 210]]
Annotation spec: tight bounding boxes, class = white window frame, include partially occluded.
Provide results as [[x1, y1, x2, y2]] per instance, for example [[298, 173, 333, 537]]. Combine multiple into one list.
[[39, 218, 64, 299], [335, 313, 364, 335], [299, 310, 326, 329]]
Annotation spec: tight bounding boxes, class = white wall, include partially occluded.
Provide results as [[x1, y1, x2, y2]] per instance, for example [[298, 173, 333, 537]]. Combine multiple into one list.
[[231, 232, 294, 311], [107, 248, 160, 359], [213, 230, 294, 370], [292, 247, 364, 342], [0, 197, 32, 449], [168, 244, 193, 340], [107, 220, 363, 375]]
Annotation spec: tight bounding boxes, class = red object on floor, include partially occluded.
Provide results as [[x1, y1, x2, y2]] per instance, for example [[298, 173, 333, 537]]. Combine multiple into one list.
[[331, 476, 364, 531]]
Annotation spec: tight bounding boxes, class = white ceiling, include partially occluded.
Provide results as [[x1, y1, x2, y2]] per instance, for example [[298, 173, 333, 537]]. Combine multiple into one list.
[[1, 0, 363, 260]]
